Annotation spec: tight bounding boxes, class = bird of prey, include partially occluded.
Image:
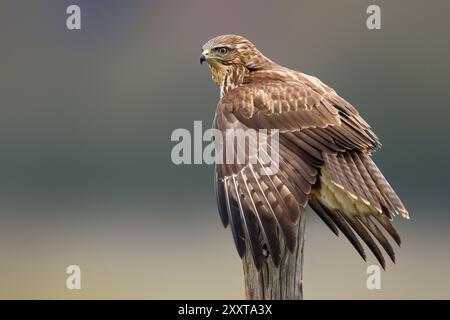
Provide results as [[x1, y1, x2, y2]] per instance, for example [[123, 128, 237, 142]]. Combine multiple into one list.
[[200, 34, 409, 270]]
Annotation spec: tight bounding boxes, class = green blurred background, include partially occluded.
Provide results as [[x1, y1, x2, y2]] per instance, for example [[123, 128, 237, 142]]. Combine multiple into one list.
[[0, 0, 449, 299]]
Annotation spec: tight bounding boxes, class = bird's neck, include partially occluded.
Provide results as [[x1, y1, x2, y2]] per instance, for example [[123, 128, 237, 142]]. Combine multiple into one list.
[[209, 55, 275, 97], [208, 64, 248, 97], [220, 66, 248, 97]]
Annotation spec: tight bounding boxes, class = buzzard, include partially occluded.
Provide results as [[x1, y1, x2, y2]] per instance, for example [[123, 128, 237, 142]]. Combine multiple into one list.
[[200, 34, 409, 270]]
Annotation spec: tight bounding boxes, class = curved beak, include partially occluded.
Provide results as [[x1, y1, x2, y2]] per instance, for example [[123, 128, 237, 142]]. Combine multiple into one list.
[[200, 49, 209, 64]]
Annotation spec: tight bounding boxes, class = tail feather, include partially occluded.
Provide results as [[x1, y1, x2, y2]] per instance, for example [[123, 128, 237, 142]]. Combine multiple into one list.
[[323, 151, 409, 220], [361, 155, 409, 219], [311, 150, 408, 267], [309, 197, 366, 261], [309, 198, 339, 236], [359, 215, 396, 263], [341, 213, 386, 269]]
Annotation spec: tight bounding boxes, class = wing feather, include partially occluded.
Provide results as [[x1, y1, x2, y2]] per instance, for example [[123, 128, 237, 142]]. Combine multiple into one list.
[[238, 170, 282, 265], [223, 176, 246, 257], [229, 174, 264, 268]]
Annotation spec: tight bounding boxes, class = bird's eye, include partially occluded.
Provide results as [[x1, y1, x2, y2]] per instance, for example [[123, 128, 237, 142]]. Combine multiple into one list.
[[217, 47, 228, 55]]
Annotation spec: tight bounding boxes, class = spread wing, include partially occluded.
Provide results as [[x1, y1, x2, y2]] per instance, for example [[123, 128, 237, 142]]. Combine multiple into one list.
[[214, 73, 408, 269]]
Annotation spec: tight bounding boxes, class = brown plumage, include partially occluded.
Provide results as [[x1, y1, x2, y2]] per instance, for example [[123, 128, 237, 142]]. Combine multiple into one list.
[[201, 34, 409, 270]]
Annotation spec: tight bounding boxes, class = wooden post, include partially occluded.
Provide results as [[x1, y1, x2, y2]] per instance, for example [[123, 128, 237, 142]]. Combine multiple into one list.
[[242, 216, 306, 300]]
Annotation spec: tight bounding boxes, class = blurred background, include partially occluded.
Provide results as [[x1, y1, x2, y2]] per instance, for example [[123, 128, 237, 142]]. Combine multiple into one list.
[[0, 0, 449, 299]]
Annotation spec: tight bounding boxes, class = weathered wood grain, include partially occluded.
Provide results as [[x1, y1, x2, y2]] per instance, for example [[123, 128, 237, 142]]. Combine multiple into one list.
[[242, 216, 306, 300]]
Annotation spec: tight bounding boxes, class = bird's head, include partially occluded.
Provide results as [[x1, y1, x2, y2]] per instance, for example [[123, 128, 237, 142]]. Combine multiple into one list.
[[200, 34, 272, 87]]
